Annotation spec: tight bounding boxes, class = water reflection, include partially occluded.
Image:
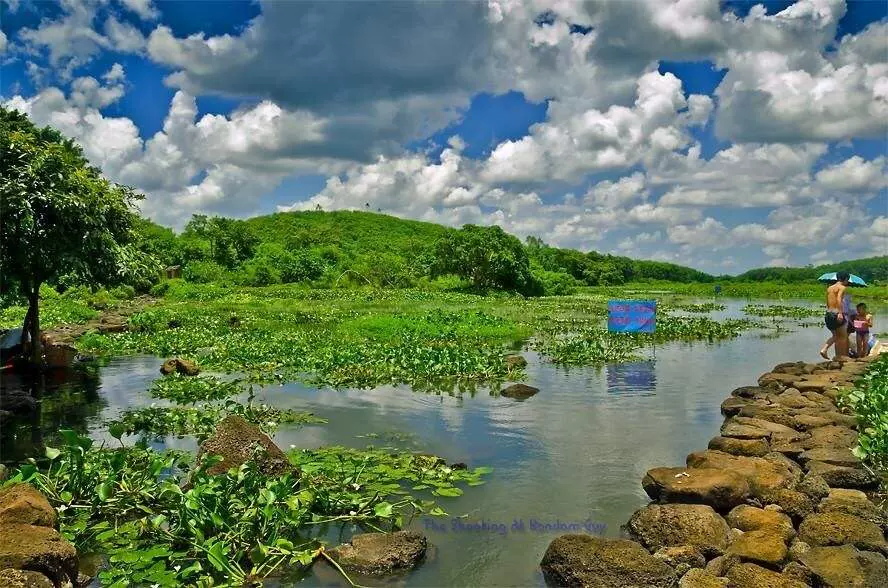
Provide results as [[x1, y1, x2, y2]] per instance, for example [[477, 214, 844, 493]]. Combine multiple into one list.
[[605, 360, 657, 396], [0, 363, 106, 464]]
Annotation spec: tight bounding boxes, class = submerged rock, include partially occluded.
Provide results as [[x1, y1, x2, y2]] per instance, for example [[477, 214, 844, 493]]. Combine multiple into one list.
[[160, 357, 200, 376], [797, 545, 888, 588], [505, 355, 528, 369], [328, 531, 427, 576], [198, 415, 294, 477], [0, 523, 78, 586], [0, 483, 57, 528], [626, 503, 731, 557], [540, 534, 677, 587], [500, 383, 539, 400], [642, 467, 749, 512]]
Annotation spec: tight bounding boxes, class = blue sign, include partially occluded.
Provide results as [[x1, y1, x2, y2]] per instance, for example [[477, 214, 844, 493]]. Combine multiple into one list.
[[608, 300, 656, 333]]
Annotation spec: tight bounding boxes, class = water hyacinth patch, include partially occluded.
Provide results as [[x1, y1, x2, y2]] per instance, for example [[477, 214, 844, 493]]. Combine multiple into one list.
[[107, 401, 327, 441], [149, 374, 244, 404], [743, 304, 822, 319], [7, 430, 489, 587]]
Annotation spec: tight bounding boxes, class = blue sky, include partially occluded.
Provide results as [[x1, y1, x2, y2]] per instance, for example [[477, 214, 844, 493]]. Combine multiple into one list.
[[1, 0, 886, 274]]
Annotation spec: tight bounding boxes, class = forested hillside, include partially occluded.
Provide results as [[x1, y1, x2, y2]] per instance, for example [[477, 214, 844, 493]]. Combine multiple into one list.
[[134, 209, 715, 293]]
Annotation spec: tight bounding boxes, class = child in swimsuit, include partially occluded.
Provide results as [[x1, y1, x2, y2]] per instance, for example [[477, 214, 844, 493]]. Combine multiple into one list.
[[854, 303, 873, 357]]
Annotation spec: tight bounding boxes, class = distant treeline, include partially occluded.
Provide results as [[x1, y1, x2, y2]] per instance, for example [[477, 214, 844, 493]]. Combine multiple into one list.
[[135, 210, 717, 295], [734, 257, 888, 284]]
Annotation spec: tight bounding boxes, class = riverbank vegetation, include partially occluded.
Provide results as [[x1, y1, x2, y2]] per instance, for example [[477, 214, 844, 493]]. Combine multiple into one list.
[[7, 430, 487, 587], [839, 355, 888, 471]]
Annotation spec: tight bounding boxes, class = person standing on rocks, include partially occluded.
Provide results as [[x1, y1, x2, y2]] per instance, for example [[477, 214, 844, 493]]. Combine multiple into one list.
[[821, 272, 851, 359]]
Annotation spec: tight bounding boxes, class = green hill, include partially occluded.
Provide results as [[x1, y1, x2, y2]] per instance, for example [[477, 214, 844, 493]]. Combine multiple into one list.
[[244, 210, 449, 262], [735, 256, 888, 284]]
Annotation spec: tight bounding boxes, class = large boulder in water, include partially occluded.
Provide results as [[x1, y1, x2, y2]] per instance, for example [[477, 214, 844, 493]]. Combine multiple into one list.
[[500, 383, 539, 400], [0, 523, 78, 586], [327, 531, 427, 576], [160, 357, 200, 376], [198, 415, 294, 477], [626, 503, 731, 557], [642, 467, 749, 512], [540, 534, 677, 587], [0, 484, 57, 527]]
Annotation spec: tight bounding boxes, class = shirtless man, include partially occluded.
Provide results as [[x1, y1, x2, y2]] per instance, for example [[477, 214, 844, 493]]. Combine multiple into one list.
[[824, 272, 851, 359]]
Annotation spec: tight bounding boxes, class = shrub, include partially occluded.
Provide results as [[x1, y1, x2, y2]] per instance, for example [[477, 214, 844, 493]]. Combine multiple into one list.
[[109, 285, 136, 300], [529, 269, 578, 296], [183, 260, 227, 284], [239, 258, 281, 286]]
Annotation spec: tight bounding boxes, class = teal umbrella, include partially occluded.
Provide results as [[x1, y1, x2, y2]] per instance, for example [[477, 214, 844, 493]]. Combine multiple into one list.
[[818, 272, 868, 287]]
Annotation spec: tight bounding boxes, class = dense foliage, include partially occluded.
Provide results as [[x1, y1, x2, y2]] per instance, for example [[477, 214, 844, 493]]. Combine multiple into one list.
[[839, 355, 888, 470], [0, 107, 148, 362]]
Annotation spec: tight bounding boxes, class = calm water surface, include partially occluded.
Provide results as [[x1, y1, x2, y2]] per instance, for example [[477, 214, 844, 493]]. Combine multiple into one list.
[[1, 298, 882, 587]]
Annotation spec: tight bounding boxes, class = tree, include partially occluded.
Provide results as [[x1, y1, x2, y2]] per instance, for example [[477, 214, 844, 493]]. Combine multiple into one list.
[[0, 107, 141, 365], [431, 224, 532, 291]]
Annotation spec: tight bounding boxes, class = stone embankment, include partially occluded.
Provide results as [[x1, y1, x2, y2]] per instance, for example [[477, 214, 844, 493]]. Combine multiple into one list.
[[0, 483, 82, 588], [541, 358, 887, 587]]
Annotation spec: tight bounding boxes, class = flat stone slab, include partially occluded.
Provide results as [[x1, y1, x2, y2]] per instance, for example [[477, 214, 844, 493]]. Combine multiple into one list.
[[808, 426, 859, 450], [642, 467, 750, 512], [726, 505, 795, 542], [727, 528, 789, 567], [806, 461, 880, 490], [798, 448, 861, 468], [708, 436, 770, 457], [686, 450, 798, 497], [725, 562, 809, 587], [540, 535, 677, 588]]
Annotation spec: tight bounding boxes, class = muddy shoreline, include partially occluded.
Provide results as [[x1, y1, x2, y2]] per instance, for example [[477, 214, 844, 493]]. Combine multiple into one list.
[[541, 357, 887, 587]]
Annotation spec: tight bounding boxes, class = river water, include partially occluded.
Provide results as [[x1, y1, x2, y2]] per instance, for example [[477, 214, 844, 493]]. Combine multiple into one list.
[[0, 298, 882, 586]]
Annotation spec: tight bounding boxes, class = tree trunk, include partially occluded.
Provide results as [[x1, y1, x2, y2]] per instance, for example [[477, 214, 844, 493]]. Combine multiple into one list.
[[28, 285, 41, 367]]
